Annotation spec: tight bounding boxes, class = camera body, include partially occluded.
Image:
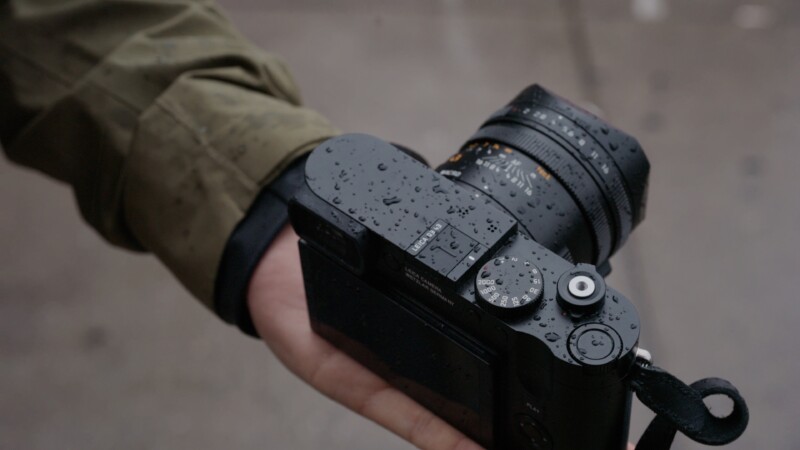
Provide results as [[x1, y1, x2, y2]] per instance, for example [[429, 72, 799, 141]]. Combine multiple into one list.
[[290, 132, 641, 449]]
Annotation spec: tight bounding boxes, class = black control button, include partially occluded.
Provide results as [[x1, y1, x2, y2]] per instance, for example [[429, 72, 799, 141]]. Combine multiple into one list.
[[568, 323, 622, 366], [576, 329, 614, 360], [556, 263, 606, 315], [517, 414, 553, 450], [475, 256, 543, 314]]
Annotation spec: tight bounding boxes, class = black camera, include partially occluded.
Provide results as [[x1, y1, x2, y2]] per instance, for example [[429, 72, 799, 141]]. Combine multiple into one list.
[[289, 85, 649, 449]]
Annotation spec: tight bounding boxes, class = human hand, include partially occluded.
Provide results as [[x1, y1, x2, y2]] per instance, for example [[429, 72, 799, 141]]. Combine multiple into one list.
[[248, 225, 635, 450]]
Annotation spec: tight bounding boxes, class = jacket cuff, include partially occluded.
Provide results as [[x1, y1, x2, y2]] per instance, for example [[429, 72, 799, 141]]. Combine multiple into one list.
[[213, 155, 308, 337]]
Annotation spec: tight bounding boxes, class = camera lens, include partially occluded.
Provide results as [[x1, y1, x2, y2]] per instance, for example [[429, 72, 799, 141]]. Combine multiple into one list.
[[437, 85, 649, 265]]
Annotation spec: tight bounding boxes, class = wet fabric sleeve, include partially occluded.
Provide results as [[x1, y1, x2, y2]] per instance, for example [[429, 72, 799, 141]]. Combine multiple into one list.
[[0, 0, 337, 318]]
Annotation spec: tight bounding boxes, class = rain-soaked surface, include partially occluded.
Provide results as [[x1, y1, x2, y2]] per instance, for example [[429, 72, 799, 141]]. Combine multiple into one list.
[[2, 1, 799, 449]]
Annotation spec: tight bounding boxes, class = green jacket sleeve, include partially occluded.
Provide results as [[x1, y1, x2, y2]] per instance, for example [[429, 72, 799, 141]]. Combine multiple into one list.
[[0, 0, 337, 308]]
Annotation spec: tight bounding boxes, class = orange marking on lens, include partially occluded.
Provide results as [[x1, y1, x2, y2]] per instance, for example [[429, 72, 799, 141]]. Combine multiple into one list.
[[536, 166, 552, 181]]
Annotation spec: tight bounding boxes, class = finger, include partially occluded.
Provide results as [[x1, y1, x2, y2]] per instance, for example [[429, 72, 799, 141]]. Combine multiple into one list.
[[356, 383, 484, 450], [301, 333, 482, 450]]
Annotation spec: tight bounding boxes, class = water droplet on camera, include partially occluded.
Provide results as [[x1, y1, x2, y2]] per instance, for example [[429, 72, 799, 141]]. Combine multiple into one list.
[[383, 196, 401, 206]]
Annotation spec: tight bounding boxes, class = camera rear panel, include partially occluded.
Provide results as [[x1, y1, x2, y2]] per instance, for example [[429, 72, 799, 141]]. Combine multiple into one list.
[[300, 241, 498, 445]]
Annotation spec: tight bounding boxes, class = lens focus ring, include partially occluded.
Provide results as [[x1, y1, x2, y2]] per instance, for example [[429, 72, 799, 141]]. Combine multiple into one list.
[[490, 104, 634, 252]]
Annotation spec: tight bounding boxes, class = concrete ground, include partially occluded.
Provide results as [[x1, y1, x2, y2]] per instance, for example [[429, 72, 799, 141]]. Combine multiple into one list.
[[2, 0, 798, 448]]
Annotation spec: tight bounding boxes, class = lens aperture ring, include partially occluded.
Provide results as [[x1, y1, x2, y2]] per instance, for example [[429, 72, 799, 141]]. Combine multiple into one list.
[[488, 104, 633, 251], [469, 124, 613, 263]]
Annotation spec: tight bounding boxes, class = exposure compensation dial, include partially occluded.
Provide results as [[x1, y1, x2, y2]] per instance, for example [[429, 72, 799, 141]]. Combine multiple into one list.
[[475, 256, 543, 315]]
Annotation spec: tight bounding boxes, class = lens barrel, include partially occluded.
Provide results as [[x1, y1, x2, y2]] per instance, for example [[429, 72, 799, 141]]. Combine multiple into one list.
[[437, 85, 649, 266]]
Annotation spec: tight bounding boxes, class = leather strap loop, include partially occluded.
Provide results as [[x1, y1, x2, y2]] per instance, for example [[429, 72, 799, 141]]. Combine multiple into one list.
[[630, 364, 749, 450]]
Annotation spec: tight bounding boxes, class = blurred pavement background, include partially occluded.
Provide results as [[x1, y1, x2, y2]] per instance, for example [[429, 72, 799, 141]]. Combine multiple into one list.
[[2, 0, 799, 449]]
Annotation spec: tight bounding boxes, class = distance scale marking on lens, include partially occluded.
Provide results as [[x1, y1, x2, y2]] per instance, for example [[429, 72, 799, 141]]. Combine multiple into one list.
[[454, 142, 553, 199], [475, 256, 544, 313]]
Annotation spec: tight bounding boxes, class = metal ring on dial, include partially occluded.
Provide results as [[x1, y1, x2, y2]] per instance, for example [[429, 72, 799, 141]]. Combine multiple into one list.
[[568, 275, 596, 298]]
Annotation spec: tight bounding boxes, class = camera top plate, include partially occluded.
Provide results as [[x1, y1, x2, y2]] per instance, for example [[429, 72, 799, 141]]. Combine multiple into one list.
[[305, 134, 518, 285]]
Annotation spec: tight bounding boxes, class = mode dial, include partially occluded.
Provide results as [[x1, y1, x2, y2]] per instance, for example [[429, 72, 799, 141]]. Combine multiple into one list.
[[475, 256, 543, 314]]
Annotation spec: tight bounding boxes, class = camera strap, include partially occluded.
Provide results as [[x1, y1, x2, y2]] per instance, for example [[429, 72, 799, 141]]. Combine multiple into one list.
[[629, 361, 749, 450]]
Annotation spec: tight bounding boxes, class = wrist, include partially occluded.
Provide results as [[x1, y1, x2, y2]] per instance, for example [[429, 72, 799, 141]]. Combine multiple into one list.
[[214, 156, 309, 336]]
